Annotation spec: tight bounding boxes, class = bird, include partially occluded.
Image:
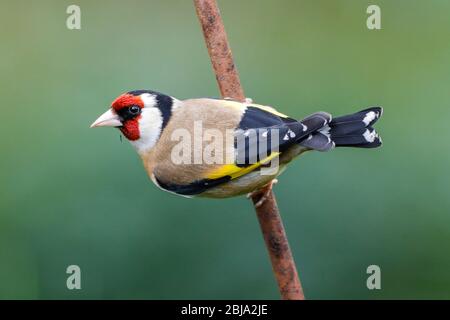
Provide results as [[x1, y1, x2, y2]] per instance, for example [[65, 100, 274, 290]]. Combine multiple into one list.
[[91, 90, 382, 202]]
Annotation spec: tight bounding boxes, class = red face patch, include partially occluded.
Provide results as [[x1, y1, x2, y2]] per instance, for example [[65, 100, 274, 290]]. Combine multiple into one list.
[[111, 94, 144, 112], [111, 93, 145, 141], [119, 117, 141, 141]]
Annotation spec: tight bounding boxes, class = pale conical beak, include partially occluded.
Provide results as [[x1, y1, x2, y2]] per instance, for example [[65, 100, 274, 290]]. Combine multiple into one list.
[[90, 108, 122, 128]]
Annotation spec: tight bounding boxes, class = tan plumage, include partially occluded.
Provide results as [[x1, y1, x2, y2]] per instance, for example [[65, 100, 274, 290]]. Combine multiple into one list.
[[143, 98, 299, 197], [144, 99, 243, 185]]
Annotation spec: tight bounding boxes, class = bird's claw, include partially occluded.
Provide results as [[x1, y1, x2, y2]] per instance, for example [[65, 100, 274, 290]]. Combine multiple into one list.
[[247, 179, 278, 208]]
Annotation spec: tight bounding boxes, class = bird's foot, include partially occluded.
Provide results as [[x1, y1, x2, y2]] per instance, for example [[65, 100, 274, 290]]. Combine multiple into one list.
[[247, 179, 278, 208]]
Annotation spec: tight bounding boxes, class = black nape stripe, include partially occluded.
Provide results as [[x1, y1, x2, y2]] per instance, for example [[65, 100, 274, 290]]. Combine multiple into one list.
[[155, 94, 173, 129], [128, 89, 159, 96]]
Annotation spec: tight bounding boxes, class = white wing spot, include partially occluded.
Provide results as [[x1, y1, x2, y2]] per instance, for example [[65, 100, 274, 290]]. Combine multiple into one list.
[[287, 129, 296, 138]]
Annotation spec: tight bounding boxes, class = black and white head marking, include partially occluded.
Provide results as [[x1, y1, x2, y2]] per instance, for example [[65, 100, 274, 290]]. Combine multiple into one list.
[[126, 90, 178, 154]]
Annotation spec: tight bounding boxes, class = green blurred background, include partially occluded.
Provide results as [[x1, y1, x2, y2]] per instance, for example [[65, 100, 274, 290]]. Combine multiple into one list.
[[1, 0, 449, 299]]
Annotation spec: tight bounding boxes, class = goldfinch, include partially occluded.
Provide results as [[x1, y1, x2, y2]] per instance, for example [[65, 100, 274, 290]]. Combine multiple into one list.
[[91, 90, 382, 198]]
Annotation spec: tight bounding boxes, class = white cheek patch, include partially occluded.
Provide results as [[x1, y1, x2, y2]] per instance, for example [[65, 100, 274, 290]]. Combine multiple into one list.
[[130, 107, 163, 155]]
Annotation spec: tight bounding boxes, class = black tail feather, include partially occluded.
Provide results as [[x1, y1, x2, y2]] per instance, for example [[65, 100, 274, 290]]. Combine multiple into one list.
[[330, 107, 382, 148], [299, 106, 383, 151], [331, 126, 382, 148]]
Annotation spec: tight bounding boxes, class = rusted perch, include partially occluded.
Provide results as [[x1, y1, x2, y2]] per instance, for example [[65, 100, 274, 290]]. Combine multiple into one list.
[[250, 189, 304, 299], [193, 0, 305, 300], [194, 0, 245, 101]]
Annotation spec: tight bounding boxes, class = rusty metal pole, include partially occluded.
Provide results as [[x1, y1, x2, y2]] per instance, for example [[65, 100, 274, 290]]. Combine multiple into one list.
[[194, 0, 305, 300]]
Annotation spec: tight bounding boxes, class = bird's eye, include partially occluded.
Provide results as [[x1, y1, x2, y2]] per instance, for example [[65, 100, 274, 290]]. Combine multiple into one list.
[[129, 105, 140, 115], [117, 105, 141, 121]]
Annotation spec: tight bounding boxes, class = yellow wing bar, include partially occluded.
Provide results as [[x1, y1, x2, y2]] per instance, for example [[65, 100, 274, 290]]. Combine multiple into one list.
[[206, 152, 281, 180]]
